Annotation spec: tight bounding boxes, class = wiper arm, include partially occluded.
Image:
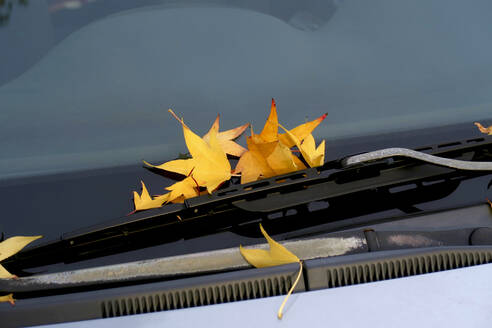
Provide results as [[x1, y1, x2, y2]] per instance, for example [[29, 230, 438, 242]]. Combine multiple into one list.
[[4, 226, 492, 294], [343, 147, 492, 170], [4, 136, 492, 271]]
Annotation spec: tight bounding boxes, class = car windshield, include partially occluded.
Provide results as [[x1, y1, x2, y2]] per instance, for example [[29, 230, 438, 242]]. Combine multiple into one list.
[[2, 1, 492, 269], [2, 0, 492, 179]]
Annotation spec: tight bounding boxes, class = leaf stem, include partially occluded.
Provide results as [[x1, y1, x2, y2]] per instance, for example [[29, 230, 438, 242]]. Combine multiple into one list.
[[277, 260, 303, 320], [168, 109, 183, 123]]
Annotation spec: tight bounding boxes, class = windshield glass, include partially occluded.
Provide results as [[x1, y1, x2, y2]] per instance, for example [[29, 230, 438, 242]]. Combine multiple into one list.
[[2, 0, 492, 179]]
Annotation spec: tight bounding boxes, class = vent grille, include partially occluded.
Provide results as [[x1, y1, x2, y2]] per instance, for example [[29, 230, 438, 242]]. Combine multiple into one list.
[[101, 275, 295, 318], [306, 248, 492, 290]]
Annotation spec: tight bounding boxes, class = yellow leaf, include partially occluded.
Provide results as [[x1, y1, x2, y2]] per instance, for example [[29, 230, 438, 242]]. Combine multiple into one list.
[[245, 137, 277, 178], [0, 265, 14, 279], [239, 224, 302, 320], [203, 114, 249, 157], [0, 235, 42, 279], [132, 181, 169, 212], [165, 176, 199, 203], [259, 98, 279, 142], [143, 158, 196, 176], [279, 113, 328, 148], [235, 100, 313, 183], [302, 134, 325, 167], [248, 135, 302, 176], [169, 109, 231, 193], [474, 122, 492, 135], [216, 139, 248, 158], [234, 151, 262, 184], [0, 236, 42, 262], [265, 141, 299, 175], [0, 294, 15, 305], [279, 125, 325, 168], [291, 154, 307, 170], [239, 224, 299, 268]]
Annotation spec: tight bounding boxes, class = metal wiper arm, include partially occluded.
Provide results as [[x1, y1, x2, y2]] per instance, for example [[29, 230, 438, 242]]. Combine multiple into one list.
[[343, 147, 492, 170], [4, 136, 492, 271], [5, 226, 492, 294]]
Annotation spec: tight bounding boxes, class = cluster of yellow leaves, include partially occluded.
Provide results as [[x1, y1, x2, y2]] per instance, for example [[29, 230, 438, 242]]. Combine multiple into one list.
[[131, 99, 326, 213], [239, 224, 302, 319], [132, 111, 245, 212], [0, 235, 42, 305], [234, 99, 327, 184]]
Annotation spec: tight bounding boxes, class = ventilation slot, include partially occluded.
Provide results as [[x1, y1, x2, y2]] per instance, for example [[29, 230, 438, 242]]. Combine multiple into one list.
[[101, 275, 295, 318], [306, 248, 492, 291]]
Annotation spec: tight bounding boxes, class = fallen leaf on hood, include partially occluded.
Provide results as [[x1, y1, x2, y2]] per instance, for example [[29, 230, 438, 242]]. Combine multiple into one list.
[[239, 224, 302, 319], [474, 122, 492, 135], [169, 109, 231, 193], [203, 115, 249, 157], [0, 235, 43, 279], [132, 181, 169, 212], [0, 294, 15, 305]]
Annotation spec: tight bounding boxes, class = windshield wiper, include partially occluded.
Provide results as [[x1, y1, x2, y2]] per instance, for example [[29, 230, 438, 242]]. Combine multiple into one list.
[[4, 226, 492, 294], [4, 136, 492, 271]]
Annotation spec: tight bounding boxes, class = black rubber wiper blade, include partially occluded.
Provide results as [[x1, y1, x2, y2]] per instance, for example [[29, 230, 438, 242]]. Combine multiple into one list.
[[6, 226, 492, 294], [4, 136, 492, 270]]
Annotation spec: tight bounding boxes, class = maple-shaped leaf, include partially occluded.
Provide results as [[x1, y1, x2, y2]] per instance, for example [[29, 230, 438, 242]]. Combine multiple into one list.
[[0, 235, 42, 279], [234, 101, 309, 183], [279, 113, 328, 148], [280, 125, 325, 168], [0, 294, 15, 306], [239, 224, 302, 319], [203, 114, 249, 157], [143, 158, 196, 176], [144, 116, 248, 174], [165, 176, 200, 203], [132, 181, 169, 212], [169, 109, 231, 193], [474, 122, 492, 135]]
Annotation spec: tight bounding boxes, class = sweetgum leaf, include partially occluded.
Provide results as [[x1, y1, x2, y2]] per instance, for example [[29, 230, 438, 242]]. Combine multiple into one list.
[[0, 235, 42, 279], [132, 181, 169, 212]]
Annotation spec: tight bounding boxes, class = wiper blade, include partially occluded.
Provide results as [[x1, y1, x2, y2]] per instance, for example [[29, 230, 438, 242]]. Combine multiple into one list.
[[4, 226, 492, 294], [4, 136, 492, 270]]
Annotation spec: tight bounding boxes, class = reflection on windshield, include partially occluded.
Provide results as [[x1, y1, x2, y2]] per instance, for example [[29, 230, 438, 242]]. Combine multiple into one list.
[[0, 0, 28, 27], [1, 0, 492, 179]]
